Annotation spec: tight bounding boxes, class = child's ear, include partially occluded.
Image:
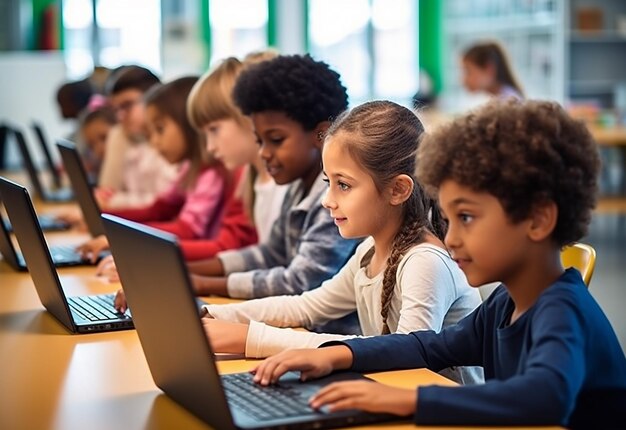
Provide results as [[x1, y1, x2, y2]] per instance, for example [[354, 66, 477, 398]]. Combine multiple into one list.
[[527, 201, 558, 242], [312, 121, 331, 150], [389, 174, 414, 206]]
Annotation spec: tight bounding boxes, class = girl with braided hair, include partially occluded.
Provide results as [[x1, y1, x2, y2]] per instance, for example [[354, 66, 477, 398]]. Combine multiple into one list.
[[201, 100, 482, 385]]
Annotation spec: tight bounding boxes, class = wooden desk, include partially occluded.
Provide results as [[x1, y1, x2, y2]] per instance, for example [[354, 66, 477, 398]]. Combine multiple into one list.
[[0, 215, 560, 430]]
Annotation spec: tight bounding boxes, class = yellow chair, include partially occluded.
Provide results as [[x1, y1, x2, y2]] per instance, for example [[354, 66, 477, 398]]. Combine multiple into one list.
[[561, 243, 596, 287]]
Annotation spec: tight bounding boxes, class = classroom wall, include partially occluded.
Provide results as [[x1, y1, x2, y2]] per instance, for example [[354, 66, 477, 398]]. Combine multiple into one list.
[[0, 51, 72, 167]]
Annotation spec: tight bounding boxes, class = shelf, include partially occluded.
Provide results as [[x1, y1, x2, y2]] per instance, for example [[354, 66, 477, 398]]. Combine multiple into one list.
[[570, 31, 626, 43], [569, 80, 618, 94], [445, 14, 558, 35]]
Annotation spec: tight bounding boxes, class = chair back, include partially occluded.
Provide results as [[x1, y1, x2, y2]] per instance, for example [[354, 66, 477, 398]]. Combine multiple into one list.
[[561, 243, 596, 287]]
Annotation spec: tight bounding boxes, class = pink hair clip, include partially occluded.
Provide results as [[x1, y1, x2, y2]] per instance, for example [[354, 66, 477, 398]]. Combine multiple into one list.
[[87, 94, 108, 112]]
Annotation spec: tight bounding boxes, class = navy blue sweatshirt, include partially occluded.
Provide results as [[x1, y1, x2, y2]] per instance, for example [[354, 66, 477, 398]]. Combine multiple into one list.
[[339, 269, 626, 428]]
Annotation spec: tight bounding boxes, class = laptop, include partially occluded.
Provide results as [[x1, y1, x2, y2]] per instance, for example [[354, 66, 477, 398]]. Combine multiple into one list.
[[12, 127, 73, 203], [56, 139, 105, 237], [2, 210, 70, 232], [0, 177, 106, 269], [103, 214, 401, 430], [0, 179, 132, 333], [31, 121, 63, 189]]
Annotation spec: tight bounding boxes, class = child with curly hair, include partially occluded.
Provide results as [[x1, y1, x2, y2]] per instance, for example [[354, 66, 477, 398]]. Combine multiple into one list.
[[185, 54, 361, 306], [252, 99, 626, 428]]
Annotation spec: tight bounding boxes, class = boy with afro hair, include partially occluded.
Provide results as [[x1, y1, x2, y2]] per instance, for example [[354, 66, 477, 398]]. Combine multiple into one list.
[[189, 55, 361, 315], [249, 99, 626, 428]]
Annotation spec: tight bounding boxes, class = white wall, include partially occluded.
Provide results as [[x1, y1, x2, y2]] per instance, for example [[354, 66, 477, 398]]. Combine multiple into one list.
[[0, 51, 73, 167]]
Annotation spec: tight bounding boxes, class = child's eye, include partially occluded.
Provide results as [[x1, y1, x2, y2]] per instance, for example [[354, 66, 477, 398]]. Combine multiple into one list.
[[338, 181, 350, 191], [459, 213, 474, 224], [322, 177, 330, 186]]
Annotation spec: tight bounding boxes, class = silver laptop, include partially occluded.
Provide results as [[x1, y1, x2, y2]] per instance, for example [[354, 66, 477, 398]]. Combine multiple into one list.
[[0, 177, 129, 334], [103, 214, 401, 430], [56, 139, 105, 237], [12, 126, 73, 203]]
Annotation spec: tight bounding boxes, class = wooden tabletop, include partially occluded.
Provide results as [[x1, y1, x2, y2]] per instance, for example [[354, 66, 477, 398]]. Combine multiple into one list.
[[0, 199, 562, 430]]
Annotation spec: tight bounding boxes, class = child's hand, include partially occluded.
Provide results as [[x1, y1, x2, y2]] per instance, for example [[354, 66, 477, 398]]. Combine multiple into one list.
[[76, 235, 109, 263], [252, 346, 353, 386], [96, 255, 119, 282], [54, 207, 84, 227], [113, 288, 128, 313], [309, 381, 417, 417], [201, 317, 248, 354], [94, 187, 114, 208]]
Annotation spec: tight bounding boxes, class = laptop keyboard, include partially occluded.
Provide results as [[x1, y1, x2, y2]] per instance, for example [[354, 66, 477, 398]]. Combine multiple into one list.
[[49, 244, 82, 263], [68, 294, 126, 321], [223, 372, 315, 421]]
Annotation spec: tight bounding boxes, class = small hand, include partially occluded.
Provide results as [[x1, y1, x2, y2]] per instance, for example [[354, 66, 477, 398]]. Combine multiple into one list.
[[252, 347, 345, 386], [201, 317, 248, 354], [309, 381, 417, 416], [95, 255, 119, 282], [94, 187, 114, 209], [113, 288, 127, 313], [76, 235, 109, 263]]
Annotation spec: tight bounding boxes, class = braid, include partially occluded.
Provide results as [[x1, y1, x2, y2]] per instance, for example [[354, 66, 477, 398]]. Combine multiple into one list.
[[380, 218, 426, 334]]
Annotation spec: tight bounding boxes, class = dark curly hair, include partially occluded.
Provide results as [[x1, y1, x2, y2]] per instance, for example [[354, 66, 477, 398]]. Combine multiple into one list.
[[416, 99, 600, 247], [232, 54, 348, 131]]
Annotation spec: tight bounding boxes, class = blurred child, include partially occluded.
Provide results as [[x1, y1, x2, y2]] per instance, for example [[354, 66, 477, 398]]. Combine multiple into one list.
[[200, 101, 482, 384], [251, 100, 626, 428], [462, 41, 524, 100], [77, 98, 116, 183], [189, 54, 287, 244], [101, 55, 282, 283], [78, 76, 230, 261], [97, 65, 177, 209]]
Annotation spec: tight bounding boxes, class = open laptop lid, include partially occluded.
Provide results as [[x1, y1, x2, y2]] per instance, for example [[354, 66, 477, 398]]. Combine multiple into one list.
[[0, 177, 76, 331], [11, 127, 46, 199], [102, 214, 237, 430], [0, 210, 24, 270], [31, 121, 62, 189], [56, 139, 105, 237]]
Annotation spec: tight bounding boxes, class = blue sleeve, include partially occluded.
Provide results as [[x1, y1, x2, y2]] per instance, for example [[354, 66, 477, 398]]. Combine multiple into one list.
[[338, 303, 486, 372], [415, 296, 587, 426]]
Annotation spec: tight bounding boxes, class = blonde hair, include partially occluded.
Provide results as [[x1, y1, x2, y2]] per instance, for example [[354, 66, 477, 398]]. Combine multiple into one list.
[[187, 50, 280, 221]]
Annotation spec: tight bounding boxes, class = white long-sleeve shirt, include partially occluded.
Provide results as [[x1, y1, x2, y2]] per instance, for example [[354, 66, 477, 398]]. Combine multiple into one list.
[[204, 237, 483, 384]]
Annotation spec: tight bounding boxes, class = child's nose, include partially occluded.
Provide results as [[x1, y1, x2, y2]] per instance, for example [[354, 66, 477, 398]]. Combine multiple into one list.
[[444, 224, 461, 249], [258, 143, 271, 161], [321, 189, 336, 209]]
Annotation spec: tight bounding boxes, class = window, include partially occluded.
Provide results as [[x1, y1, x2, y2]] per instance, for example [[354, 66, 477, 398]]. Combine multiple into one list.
[[308, 0, 419, 107], [62, 0, 161, 79], [208, 0, 268, 65]]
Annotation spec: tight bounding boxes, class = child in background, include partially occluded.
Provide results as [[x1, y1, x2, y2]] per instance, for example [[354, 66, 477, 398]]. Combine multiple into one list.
[[79, 76, 230, 261], [77, 99, 116, 183], [251, 100, 626, 429], [462, 41, 524, 100], [182, 54, 360, 305], [200, 101, 482, 385], [97, 65, 177, 209], [102, 54, 282, 284], [189, 54, 287, 244]]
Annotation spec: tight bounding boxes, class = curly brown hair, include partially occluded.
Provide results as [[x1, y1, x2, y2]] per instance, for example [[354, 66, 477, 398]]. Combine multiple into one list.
[[416, 99, 600, 247]]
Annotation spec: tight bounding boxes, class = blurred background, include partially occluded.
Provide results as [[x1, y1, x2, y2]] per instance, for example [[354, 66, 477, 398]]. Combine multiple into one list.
[[1, 0, 626, 346]]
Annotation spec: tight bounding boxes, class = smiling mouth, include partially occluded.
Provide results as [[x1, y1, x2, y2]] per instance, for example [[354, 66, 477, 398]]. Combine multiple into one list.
[[266, 165, 281, 176]]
